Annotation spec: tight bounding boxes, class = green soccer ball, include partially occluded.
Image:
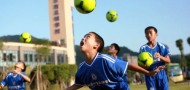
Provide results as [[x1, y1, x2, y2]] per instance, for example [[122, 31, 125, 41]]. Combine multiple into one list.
[[138, 52, 153, 67], [74, 0, 96, 14], [19, 32, 32, 43], [106, 10, 118, 22]]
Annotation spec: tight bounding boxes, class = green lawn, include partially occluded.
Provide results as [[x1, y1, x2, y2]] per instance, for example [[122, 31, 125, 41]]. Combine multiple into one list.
[[3, 80, 188, 90], [130, 81, 190, 90], [78, 81, 190, 90]]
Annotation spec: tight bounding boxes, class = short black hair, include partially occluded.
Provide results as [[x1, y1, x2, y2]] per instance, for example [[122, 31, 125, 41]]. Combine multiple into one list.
[[18, 60, 26, 72], [90, 32, 104, 52], [145, 26, 158, 34], [111, 43, 120, 55]]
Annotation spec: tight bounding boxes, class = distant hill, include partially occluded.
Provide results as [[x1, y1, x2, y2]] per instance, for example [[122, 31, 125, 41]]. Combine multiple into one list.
[[0, 35, 21, 42], [0, 35, 50, 45], [0, 35, 40, 43], [0, 35, 183, 66]]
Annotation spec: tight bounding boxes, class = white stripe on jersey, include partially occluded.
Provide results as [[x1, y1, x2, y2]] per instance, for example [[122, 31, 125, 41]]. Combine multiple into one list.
[[122, 62, 128, 77], [100, 54, 116, 63], [6, 73, 13, 78], [78, 61, 85, 69], [158, 42, 166, 49], [139, 44, 147, 52]]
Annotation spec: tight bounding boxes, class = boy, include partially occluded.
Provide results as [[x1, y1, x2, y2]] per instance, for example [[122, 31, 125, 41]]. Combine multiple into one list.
[[0, 61, 30, 90], [67, 32, 164, 90], [139, 26, 170, 90], [107, 43, 129, 89], [107, 43, 123, 60]]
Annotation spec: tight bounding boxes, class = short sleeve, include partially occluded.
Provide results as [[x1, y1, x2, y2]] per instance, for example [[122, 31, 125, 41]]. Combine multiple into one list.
[[75, 73, 82, 85], [74, 68, 85, 86], [160, 44, 171, 57], [164, 46, 170, 56], [0, 73, 11, 86], [105, 57, 128, 77], [1, 78, 7, 87], [139, 46, 145, 53]]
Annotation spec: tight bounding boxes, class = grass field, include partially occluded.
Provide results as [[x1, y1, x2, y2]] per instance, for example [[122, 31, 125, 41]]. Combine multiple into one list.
[[78, 80, 190, 90]]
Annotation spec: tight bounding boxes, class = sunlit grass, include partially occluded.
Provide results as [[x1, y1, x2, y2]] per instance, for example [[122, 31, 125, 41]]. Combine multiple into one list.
[[78, 80, 190, 90]]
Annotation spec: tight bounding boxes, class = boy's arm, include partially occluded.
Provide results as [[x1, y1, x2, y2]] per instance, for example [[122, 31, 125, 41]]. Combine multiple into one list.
[[128, 63, 164, 76], [128, 64, 149, 75], [154, 52, 170, 63], [66, 84, 83, 90], [138, 64, 149, 69], [13, 70, 30, 83], [18, 72, 30, 83]]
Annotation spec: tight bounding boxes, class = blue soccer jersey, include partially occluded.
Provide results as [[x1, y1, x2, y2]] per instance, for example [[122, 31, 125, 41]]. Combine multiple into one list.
[[139, 42, 170, 90], [1, 72, 27, 90], [117, 56, 124, 61], [116, 56, 129, 89], [75, 53, 129, 90]]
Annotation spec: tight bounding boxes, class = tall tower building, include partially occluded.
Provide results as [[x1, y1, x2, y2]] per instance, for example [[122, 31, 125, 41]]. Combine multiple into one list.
[[48, 0, 75, 64]]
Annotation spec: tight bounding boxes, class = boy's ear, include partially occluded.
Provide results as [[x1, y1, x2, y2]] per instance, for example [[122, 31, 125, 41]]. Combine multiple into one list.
[[93, 43, 100, 49], [93, 46, 97, 49]]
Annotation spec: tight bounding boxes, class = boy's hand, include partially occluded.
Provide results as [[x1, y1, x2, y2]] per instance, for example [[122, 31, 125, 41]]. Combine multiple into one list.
[[154, 52, 161, 61], [149, 66, 165, 76], [13, 70, 20, 74], [0, 85, 2, 89]]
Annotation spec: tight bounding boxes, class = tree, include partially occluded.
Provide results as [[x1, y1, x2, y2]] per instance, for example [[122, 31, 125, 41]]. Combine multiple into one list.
[[187, 37, 190, 46], [34, 41, 51, 90], [0, 41, 3, 62], [0, 41, 6, 78], [187, 37, 190, 71], [176, 39, 186, 73]]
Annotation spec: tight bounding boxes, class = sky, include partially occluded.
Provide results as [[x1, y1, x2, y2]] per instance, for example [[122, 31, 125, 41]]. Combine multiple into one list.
[[0, 0, 190, 55]]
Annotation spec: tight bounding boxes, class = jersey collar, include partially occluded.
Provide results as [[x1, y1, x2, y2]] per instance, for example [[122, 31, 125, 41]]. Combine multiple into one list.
[[85, 52, 99, 66], [146, 42, 158, 49]]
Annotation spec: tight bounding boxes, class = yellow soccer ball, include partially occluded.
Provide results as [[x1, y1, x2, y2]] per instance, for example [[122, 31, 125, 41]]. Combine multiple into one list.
[[106, 10, 118, 22], [19, 32, 32, 43], [74, 0, 96, 14], [138, 52, 153, 67]]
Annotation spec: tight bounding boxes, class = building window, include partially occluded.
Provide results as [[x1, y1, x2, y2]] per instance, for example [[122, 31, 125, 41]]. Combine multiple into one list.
[[57, 54, 64, 64], [35, 54, 38, 62], [49, 54, 54, 63], [3, 53, 6, 61], [54, 16, 59, 21], [9, 53, 13, 61], [30, 54, 33, 62], [53, 4, 58, 9], [24, 54, 28, 62], [54, 22, 60, 27], [54, 29, 60, 34], [44, 57, 47, 62], [60, 39, 65, 47], [54, 10, 59, 15], [48, 56, 51, 63]]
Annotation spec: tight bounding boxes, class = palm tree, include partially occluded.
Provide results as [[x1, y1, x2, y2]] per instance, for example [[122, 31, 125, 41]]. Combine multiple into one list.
[[187, 37, 190, 46], [176, 39, 185, 71], [187, 37, 190, 71]]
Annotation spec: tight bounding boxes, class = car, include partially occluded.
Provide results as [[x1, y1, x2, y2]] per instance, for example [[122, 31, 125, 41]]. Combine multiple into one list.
[[167, 63, 184, 82]]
